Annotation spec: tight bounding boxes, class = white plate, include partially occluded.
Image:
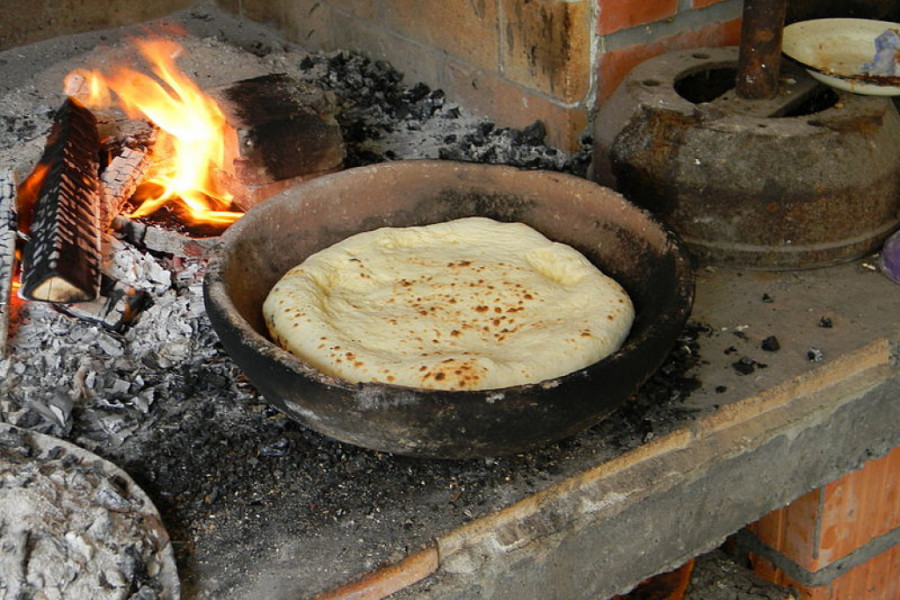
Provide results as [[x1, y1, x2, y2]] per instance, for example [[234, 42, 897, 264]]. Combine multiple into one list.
[[782, 18, 900, 96]]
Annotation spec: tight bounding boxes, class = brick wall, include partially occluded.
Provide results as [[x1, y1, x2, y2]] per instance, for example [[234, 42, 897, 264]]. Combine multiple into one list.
[[742, 446, 900, 600], [217, 0, 744, 152], [0, 0, 193, 51], [0, 0, 745, 152]]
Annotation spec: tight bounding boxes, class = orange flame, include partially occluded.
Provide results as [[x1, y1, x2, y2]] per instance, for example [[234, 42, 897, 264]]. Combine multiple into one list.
[[16, 162, 50, 234], [65, 38, 242, 227]]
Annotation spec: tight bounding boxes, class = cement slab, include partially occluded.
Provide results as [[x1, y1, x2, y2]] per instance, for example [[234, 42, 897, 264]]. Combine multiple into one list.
[[324, 260, 900, 599]]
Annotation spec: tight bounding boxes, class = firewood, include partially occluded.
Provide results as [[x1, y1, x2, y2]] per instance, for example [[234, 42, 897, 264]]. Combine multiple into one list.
[[112, 216, 220, 259], [19, 97, 102, 303], [101, 145, 154, 229], [0, 172, 17, 357], [210, 73, 344, 210]]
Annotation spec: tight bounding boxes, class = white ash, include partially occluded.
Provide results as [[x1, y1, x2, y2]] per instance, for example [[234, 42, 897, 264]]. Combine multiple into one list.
[[102, 235, 172, 295], [0, 425, 177, 600]]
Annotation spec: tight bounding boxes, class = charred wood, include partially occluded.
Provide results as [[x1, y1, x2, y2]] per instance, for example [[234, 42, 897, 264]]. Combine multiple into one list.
[[101, 145, 153, 229], [211, 74, 344, 210], [57, 276, 150, 333], [112, 216, 220, 259], [0, 172, 17, 357], [19, 98, 102, 303]]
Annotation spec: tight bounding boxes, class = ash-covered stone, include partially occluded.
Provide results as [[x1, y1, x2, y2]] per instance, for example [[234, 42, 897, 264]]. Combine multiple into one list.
[[0, 425, 177, 600], [807, 347, 825, 362]]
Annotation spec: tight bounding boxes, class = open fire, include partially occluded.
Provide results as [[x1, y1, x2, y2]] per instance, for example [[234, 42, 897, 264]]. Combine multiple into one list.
[[64, 38, 243, 227], [7, 36, 246, 310], [4, 34, 345, 319]]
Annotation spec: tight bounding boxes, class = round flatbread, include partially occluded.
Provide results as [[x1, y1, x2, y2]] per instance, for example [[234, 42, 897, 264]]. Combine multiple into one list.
[[263, 217, 634, 391]]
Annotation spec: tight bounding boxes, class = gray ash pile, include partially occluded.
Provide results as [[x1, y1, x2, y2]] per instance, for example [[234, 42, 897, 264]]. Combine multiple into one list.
[[0, 423, 179, 599]]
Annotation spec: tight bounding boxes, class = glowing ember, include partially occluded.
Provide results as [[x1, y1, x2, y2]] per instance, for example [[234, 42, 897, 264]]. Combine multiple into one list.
[[64, 38, 242, 227], [15, 162, 50, 234]]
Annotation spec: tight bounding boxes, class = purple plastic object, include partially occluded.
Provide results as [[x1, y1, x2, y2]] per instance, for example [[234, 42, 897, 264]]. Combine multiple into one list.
[[881, 229, 900, 284]]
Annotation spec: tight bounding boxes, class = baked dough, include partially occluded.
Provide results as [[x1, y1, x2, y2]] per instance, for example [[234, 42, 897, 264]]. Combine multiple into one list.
[[263, 217, 634, 391]]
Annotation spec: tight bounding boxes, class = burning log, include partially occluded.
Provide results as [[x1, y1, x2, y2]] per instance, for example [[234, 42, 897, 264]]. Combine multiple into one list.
[[0, 172, 17, 357], [19, 97, 101, 304], [101, 144, 154, 229]]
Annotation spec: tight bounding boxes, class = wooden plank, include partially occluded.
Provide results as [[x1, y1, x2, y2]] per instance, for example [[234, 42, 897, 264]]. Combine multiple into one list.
[[19, 97, 101, 303]]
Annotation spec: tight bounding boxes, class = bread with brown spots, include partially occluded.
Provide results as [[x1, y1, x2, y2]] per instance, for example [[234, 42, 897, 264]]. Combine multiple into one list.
[[263, 217, 634, 391]]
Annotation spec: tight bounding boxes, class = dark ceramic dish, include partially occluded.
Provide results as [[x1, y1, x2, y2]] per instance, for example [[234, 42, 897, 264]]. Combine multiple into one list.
[[204, 160, 694, 458]]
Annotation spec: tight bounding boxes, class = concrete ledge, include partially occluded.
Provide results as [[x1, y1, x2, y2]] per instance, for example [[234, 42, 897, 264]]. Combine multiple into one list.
[[315, 340, 897, 599]]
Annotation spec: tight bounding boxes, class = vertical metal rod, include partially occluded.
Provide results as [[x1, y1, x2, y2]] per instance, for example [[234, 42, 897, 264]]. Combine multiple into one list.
[[735, 0, 788, 99]]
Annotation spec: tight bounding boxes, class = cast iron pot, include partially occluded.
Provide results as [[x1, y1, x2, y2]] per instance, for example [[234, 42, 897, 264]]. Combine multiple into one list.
[[204, 160, 694, 459]]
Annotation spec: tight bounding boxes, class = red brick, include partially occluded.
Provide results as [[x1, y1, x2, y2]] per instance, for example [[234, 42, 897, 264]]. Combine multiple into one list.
[[750, 544, 900, 600], [596, 17, 741, 103], [749, 446, 900, 572], [746, 446, 900, 600], [501, 0, 592, 102], [597, 0, 678, 35]]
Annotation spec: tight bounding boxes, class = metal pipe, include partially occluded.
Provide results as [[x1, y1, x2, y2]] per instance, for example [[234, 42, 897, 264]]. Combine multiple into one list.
[[735, 0, 788, 99]]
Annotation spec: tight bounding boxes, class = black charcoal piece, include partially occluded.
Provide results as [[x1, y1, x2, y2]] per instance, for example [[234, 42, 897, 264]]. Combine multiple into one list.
[[732, 357, 757, 375], [731, 356, 766, 375], [761, 336, 780, 352]]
